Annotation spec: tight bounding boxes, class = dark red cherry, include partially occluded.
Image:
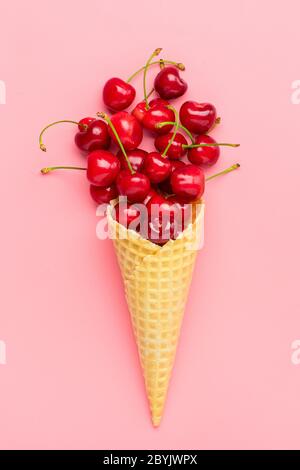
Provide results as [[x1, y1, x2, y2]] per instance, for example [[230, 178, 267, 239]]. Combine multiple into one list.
[[180, 101, 217, 134], [143, 152, 171, 183], [116, 170, 150, 203], [154, 132, 188, 159], [78, 117, 96, 131], [154, 66, 187, 100], [114, 202, 141, 228], [132, 98, 169, 124], [117, 148, 147, 172], [168, 196, 192, 232], [188, 134, 220, 167], [158, 160, 185, 194], [103, 78, 136, 111], [171, 164, 205, 202], [86, 150, 120, 187], [142, 188, 158, 206], [109, 112, 143, 151], [143, 103, 175, 135], [90, 184, 118, 204], [75, 120, 111, 152], [146, 194, 180, 244]]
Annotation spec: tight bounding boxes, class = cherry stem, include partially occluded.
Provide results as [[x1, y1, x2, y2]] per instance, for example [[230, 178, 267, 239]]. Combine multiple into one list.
[[127, 59, 185, 83], [205, 163, 240, 182], [97, 112, 134, 175], [162, 106, 180, 157], [143, 48, 162, 110], [209, 116, 221, 132], [183, 142, 240, 149], [159, 59, 165, 69], [39, 120, 87, 152], [147, 88, 155, 99], [40, 166, 86, 174], [157, 121, 195, 143]]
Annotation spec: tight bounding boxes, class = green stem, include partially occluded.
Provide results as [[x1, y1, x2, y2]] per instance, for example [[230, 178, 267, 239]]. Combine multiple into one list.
[[39, 120, 87, 152], [127, 60, 185, 83], [143, 48, 162, 109], [157, 121, 195, 143], [205, 163, 240, 181], [162, 107, 180, 157], [183, 142, 240, 149], [41, 166, 86, 174], [147, 87, 155, 99], [97, 112, 134, 174]]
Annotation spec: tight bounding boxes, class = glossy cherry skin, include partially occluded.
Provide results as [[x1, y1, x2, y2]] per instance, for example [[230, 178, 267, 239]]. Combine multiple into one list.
[[154, 132, 188, 159], [75, 120, 111, 152], [171, 164, 205, 202], [180, 101, 217, 134], [117, 148, 147, 172], [143, 152, 171, 184], [78, 117, 96, 131], [109, 112, 143, 151], [114, 202, 141, 228], [154, 66, 188, 100], [132, 98, 169, 124], [158, 160, 185, 194], [188, 134, 220, 167], [90, 184, 118, 204], [86, 150, 120, 187], [143, 104, 175, 135], [116, 170, 150, 203], [103, 78, 136, 111]]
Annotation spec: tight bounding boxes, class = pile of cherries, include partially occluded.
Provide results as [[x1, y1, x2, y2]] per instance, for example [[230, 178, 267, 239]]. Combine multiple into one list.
[[40, 48, 239, 245]]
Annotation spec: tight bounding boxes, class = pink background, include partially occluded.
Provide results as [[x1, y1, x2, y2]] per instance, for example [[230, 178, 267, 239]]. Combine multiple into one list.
[[1, 0, 300, 450]]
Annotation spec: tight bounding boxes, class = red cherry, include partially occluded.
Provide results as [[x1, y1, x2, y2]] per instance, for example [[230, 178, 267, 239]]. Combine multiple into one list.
[[142, 187, 158, 206], [180, 101, 217, 134], [86, 150, 120, 187], [188, 134, 220, 167], [78, 117, 96, 131], [114, 202, 142, 228], [170, 160, 186, 172], [132, 98, 169, 124], [90, 184, 118, 204], [154, 132, 188, 159], [146, 194, 181, 244], [154, 66, 187, 100], [109, 112, 143, 151], [39, 118, 110, 153], [158, 160, 185, 194], [167, 196, 192, 232], [117, 148, 147, 172], [143, 152, 171, 184], [75, 120, 111, 152], [102, 77, 136, 112], [143, 103, 175, 135], [116, 170, 150, 203], [171, 164, 205, 202]]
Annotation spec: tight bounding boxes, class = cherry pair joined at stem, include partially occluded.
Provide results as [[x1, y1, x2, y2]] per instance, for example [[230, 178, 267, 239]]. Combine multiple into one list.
[[102, 49, 186, 112], [154, 121, 239, 165]]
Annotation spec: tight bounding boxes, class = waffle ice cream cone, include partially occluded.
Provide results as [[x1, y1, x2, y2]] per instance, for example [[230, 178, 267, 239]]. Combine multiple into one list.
[[107, 200, 205, 426]]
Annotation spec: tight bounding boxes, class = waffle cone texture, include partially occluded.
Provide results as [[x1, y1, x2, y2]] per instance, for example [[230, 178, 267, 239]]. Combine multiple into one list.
[[107, 200, 205, 426]]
